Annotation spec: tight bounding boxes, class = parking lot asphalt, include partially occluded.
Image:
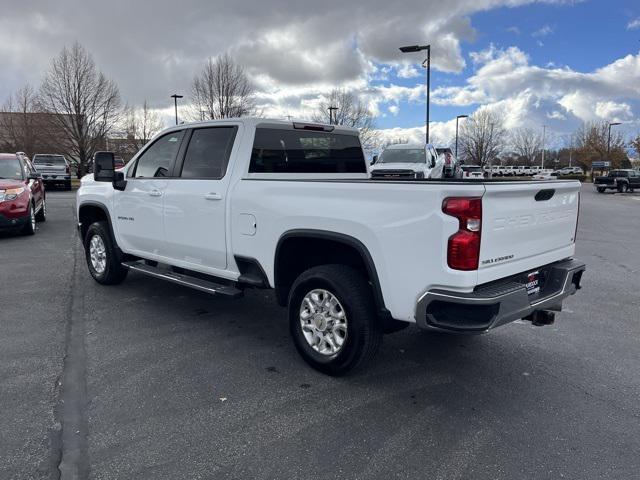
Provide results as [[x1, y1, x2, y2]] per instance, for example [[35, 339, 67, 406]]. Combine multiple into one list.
[[1, 185, 639, 480]]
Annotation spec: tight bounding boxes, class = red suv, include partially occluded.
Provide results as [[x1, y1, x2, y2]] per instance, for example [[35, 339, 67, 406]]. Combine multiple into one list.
[[0, 153, 46, 235]]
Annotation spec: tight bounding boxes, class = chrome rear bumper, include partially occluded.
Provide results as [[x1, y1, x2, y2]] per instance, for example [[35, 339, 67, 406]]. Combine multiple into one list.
[[415, 259, 585, 333]]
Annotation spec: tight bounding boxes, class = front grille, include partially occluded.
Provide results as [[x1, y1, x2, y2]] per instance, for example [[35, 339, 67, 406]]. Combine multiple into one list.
[[371, 169, 417, 179]]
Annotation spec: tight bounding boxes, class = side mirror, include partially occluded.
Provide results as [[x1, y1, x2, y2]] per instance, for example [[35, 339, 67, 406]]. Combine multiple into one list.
[[113, 171, 127, 191], [94, 151, 115, 182], [371, 155, 378, 165]]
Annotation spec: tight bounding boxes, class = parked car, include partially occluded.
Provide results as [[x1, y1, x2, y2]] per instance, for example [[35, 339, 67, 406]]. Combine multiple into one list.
[[555, 166, 584, 176], [0, 153, 46, 234], [77, 118, 585, 375], [370, 143, 444, 179], [114, 157, 126, 169], [461, 165, 484, 179], [32, 154, 72, 190], [483, 165, 501, 177], [594, 169, 640, 193], [532, 171, 559, 181]]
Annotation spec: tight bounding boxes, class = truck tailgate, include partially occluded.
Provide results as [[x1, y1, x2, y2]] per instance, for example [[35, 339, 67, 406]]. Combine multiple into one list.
[[478, 181, 580, 284]]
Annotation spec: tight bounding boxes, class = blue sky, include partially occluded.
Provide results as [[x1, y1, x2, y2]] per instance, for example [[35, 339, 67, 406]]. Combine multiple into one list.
[[375, 0, 640, 137]]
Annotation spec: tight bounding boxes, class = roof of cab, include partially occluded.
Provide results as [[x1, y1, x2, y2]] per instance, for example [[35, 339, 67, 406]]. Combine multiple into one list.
[[168, 117, 360, 135]]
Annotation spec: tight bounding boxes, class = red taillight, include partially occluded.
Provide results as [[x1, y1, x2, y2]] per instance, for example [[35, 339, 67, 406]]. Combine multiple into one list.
[[443, 197, 482, 270]]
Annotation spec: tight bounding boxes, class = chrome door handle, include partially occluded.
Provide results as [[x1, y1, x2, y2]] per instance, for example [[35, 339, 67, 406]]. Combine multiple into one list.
[[204, 193, 222, 201], [148, 189, 162, 197]]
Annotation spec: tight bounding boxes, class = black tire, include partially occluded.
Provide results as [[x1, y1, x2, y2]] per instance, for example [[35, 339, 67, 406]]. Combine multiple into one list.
[[35, 196, 46, 222], [288, 264, 382, 376], [597, 187, 605, 193], [84, 221, 128, 285], [22, 202, 36, 235], [65, 181, 72, 191], [617, 182, 628, 193]]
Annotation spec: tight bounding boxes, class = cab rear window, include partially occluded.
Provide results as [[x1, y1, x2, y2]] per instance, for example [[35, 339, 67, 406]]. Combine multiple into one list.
[[33, 155, 66, 165], [249, 128, 366, 173]]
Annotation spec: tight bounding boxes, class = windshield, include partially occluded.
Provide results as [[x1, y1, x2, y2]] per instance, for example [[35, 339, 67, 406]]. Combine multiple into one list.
[[33, 155, 65, 165], [0, 158, 24, 180], [379, 149, 426, 164]]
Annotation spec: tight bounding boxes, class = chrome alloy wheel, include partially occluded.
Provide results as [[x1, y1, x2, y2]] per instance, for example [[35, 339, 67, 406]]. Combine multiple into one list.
[[89, 234, 107, 274], [299, 289, 348, 356]]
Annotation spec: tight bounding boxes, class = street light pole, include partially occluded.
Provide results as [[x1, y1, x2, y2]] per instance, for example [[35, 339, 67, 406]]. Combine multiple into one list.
[[455, 114, 468, 159], [170, 94, 183, 125], [399, 44, 431, 145], [541, 125, 547, 168], [607, 122, 621, 162], [328, 106, 338, 125]]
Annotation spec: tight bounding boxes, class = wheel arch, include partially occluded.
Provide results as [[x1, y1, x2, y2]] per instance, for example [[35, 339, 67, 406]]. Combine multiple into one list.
[[274, 229, 388, 317], [78, 201, 116, 244]]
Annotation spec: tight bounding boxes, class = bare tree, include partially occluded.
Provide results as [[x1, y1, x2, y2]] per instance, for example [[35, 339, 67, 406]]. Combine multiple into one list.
[[191, 53, 254, 120], [312, 88, 378, 149], [511, 127, 542, 165], [631, 133, 640, 161], [38, 42, 121, 176], [574, 121, 628, 169], [0, 84, 40, 157], [124, 100, 164, 151], [458, 109, 507, 168]]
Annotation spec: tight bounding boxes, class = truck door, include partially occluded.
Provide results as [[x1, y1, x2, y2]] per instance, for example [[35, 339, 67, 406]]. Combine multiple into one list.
[[161, 125, 239, 272], [113, 130, 185, 257]]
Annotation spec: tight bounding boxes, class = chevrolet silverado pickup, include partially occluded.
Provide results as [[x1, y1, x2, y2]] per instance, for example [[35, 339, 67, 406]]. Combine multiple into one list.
[[76, 118, 585, 375], [594, 169, 640, 193]]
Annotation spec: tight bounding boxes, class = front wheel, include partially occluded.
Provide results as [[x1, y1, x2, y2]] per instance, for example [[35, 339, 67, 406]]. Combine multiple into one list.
[[84, 221, 128, 285], [35, 197, 46, 222], [597, 187, 605, 193], [288, 265, 382, 376], [22, 202, 36, 235], [617, 182, 628, 193]]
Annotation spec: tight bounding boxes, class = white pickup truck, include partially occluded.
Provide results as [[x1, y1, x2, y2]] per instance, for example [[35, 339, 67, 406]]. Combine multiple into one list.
[[77, 118, 585, 375], [369, 143, 445, 179]]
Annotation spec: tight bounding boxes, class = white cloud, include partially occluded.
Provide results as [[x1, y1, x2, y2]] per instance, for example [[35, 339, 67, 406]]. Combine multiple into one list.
[[532, 25, 554, 37], [397, 64, 420, 79], [388, 105, 400, 116], [506, 26, 521, 35], [594, 101, 633, 122], [431, 45, 640, 132], [627, 18, 640, 30], [0, 0, 576, 108]]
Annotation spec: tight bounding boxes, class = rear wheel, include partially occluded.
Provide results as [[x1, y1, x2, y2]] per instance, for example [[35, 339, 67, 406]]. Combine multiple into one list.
[[617, 182, 629, 193], [22, 203, 36, 235], [288, 264, 382, 376], [84, 221, 128, 285], [597, 187, 605, 193], [65, 180, 72, 191]]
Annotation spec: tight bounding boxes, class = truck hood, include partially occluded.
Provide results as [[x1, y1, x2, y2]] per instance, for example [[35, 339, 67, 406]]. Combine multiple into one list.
[[371, 163, 428, 172]]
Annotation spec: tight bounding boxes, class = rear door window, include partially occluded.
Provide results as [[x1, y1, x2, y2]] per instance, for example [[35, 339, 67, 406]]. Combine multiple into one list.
[[180, 127, 237, 179], [249, 128, 365, 173]]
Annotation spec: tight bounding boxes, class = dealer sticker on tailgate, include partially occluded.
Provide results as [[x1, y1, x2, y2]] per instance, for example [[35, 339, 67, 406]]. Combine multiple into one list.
[[526, 270, 540, 296]]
